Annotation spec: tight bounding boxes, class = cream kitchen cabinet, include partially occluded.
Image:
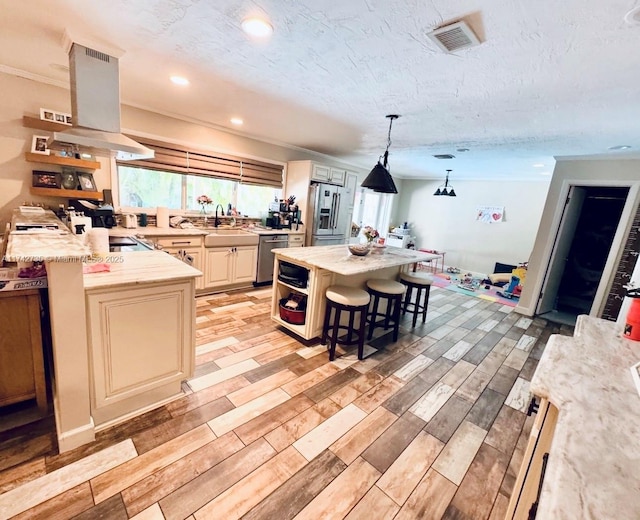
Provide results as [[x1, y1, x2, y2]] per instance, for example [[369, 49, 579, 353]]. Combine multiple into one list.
[[288, 233, 304, 247], [205, 245, 257, 289], [85, 279, 195, 426], [310, 164, 346, 186], [506, 397, 558, 519], [152, 236, 204, 290]]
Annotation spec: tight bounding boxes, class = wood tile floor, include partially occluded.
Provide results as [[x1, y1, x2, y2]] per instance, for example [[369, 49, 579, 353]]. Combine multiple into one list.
[[0, 285, 574, 519]]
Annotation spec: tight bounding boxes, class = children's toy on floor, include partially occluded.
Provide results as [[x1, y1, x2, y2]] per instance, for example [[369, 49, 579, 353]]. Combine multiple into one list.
[[497, 275, 522, 299]]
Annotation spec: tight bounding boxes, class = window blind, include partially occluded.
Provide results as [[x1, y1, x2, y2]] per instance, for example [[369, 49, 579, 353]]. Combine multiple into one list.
[[118, 137, 284, 187]]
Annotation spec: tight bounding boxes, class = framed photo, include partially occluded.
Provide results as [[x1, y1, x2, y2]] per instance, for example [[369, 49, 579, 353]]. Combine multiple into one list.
[[39, 108, 55, 122], [54, 113, 66, 123], [32, 170, 61, 188], [31, 135, 50, 155], [65, 114, 72, 125], [60, 170, 78, 190], [77, 172, 96, 191]]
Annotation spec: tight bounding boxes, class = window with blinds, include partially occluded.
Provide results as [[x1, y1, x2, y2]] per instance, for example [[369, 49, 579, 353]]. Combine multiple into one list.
[[118, 137, 284, 188]]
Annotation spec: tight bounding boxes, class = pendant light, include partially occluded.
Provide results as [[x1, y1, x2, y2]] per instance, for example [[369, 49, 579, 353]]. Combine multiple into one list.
[[361, 114, 399, 194], [433, 169, 457, 196]]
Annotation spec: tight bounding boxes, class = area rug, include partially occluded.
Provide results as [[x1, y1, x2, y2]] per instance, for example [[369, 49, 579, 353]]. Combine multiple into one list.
[[430, 276, 520, 308]]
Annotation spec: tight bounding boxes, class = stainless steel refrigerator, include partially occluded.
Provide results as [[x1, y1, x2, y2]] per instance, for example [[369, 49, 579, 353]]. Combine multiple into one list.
[[307, 183, 350, 246]]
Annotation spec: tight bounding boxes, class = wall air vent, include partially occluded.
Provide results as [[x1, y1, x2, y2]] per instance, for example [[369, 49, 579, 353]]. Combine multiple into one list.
[[433, 154, 456, 159], [427, 21, 481, 53]]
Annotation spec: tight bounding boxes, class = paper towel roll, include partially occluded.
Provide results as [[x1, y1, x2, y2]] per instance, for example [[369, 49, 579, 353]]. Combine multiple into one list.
[[157, 207, 170, 228], [88, 228, 109, 254]]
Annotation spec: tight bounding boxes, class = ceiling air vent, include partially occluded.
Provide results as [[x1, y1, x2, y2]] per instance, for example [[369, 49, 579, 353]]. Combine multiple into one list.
[[427, 21, 480, 53], [433, 154, 456, 159]]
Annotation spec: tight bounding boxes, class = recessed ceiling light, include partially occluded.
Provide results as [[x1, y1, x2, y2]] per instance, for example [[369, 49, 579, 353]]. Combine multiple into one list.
[[540, 171, 552, 176], [170, 76, 190, 86], [608, 145, 632, 151], [241, 17, 273, 38], [456, 148, 469, 152], [230, 117, 244, 125], [624, 6, 640, 25], [532, 163, 545, 168]]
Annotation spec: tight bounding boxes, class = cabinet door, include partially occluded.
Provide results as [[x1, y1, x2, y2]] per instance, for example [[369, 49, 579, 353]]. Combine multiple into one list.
[[205, 248, 234, 288], [0, 290, 46, 411], [329, 168, 346, 186], [86, 281, 194, 425], [234, 246, 258, 284], [185, 248, 204, 290], [311, 164, 331, 182]]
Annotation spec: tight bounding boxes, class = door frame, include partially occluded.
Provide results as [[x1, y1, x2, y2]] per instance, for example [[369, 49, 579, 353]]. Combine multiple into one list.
[[532, 179, 639, 318]]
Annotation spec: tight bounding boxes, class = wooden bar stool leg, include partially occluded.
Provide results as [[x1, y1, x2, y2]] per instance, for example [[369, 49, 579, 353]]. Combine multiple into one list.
[[357, 307, 367, 360], [330, 307, 341, 361], [413, 286, 422, 328], [403, 284, 413, 315], [321, 300, 331, 345], [392, 294, 402, 342], [368, 294, 380, 340], [422, 285, 431, 323], [384, 296, 393, 330], [346, 308, 355, 344]]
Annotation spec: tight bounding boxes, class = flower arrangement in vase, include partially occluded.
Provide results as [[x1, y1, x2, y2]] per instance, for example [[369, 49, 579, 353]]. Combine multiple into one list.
[[197, 194, 212, 224], [362, 226, 379, 244]]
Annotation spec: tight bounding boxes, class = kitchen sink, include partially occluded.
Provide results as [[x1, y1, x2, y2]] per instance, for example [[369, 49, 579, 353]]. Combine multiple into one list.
[[205, 230, 259, 247]]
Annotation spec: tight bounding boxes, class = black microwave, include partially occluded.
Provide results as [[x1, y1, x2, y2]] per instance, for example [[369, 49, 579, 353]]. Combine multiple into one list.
[[278, 261, 308, 288]]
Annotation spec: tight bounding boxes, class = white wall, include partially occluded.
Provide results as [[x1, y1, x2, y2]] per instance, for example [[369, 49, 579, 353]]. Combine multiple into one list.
[[394, 178, 550, 275], [517, 157, 640, 316]]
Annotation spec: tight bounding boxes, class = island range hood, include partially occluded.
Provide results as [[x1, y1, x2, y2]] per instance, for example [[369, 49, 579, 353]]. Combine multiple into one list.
[[49, 42, 154, 161]]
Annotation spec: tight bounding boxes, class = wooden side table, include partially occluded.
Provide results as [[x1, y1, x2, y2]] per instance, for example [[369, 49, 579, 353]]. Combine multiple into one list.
[[0, 289, 47, 413], [417, 249, 446, 273]]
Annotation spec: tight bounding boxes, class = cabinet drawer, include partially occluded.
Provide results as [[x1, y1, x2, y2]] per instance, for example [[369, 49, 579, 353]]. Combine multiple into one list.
[[288, 234, 304, 245], [155, 236, 202, 248]]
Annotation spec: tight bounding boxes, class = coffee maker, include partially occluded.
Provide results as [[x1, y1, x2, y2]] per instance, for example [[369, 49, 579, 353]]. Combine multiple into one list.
[[73, 199, 116, 228]]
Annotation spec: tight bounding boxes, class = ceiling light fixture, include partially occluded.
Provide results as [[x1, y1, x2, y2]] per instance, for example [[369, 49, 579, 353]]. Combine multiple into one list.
[[241, 17, 274, 37], [361, 115, 400, 194], [532, 163, 545, 168], [608, 145, 632, 151], [170, 76, 189, 86], [433, 170, 457, 197], [230, 117, 244, 125]]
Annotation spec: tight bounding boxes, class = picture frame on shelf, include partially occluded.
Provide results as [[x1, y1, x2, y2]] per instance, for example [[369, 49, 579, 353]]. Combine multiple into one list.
[[60, 170, 78, 190], [39, 107, 72, 126], [32, 170, 61, 189], [77, 172, 96, 191], [39, 108, 55, 122], [31, 135, 50, 155]]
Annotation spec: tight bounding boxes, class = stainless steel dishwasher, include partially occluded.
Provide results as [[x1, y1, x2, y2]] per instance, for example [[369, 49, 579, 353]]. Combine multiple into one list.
[[256, 234, 289, 285]]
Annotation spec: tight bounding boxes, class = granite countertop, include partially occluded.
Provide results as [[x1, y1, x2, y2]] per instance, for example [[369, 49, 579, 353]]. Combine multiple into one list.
[[531, 315, 640, 519], [273, 245, 439, 276], [6, 209, 90, 262], [83, 250, 201, 290], [108, 226, 304, 238]]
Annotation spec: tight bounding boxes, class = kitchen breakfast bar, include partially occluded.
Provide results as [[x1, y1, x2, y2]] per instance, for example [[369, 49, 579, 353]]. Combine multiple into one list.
[[271, 245, 439, 340]]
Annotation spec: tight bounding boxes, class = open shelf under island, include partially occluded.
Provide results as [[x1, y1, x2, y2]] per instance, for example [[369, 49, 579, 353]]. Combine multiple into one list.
[[271, 245, 440, 340]]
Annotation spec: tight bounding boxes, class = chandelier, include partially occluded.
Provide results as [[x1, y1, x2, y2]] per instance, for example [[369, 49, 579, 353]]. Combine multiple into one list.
[[433, 169, 457, 196]]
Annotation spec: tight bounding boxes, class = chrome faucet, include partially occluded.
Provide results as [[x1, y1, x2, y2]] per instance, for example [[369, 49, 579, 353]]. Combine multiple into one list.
[[214, 204, 224, 227]]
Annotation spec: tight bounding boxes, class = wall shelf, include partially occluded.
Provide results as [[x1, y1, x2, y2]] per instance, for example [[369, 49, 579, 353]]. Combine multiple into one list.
[[30, 187, 102, 201], [22, 115, 70, 133], [25, 152, 100, 170]]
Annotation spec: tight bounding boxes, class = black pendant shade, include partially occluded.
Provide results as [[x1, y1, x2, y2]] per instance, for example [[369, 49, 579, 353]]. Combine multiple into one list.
[[362, 115, 399, 194], [433, 169, 457, 197]]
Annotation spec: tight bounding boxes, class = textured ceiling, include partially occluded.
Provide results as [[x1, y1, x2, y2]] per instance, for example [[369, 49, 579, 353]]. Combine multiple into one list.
[[1, 0, 639, 180]]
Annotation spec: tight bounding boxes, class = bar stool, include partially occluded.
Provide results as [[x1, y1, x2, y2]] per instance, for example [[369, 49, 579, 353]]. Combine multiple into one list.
[[321, 285, 371, 361], [366, 279, 406, 342], [399, 271, 433, 327]]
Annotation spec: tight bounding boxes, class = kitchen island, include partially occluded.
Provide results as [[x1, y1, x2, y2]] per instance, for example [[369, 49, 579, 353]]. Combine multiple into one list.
[[5, 209, 200, 451], [271, 245, 439, 340]]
